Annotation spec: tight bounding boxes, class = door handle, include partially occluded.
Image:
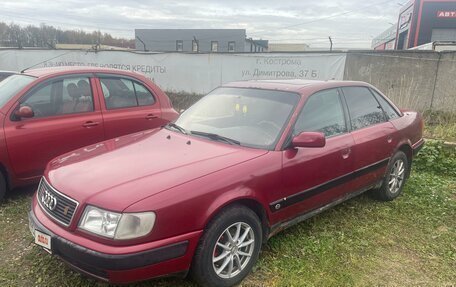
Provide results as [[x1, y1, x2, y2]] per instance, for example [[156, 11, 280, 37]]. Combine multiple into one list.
[[145, 114, 158, 120], [82, 121, 99, 128], [387, 136, 393, 144], [341, 148, 351, 159]]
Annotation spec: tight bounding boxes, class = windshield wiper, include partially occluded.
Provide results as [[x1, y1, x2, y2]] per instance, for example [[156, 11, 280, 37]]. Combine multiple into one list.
[[190, 130, 241, 146], [165, 123, 188, 134]]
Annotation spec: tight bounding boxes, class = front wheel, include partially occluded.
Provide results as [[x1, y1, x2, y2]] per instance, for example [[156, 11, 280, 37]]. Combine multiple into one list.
[[372, 151, 409, 201], [191, 205, 262, 287]]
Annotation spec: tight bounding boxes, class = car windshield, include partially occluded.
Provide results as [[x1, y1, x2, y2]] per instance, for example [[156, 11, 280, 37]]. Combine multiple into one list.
[[0, 74, 36, 108], [175, 87, 299, 150]]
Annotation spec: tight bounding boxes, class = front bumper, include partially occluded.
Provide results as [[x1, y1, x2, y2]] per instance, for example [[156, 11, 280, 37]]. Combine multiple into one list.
[[29, 205, 201, 284]]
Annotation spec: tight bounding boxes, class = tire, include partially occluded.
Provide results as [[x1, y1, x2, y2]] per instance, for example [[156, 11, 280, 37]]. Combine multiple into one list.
[[191, 205, 262, 287], [372, 151, 409, 201], [0, 173, 6, 203]]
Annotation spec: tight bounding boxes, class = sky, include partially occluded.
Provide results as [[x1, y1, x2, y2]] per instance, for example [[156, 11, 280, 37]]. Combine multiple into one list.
[[0, 0, 406, 49]]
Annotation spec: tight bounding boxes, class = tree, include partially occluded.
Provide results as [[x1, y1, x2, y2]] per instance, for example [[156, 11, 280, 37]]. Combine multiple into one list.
[[0, 21, 135, 48]]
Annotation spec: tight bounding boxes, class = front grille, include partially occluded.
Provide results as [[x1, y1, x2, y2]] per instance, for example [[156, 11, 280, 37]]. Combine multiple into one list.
[[37, 177, 79, 226]]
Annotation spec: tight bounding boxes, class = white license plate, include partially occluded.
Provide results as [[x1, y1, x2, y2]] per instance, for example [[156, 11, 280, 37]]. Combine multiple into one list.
[[34, 230, 52, 252]]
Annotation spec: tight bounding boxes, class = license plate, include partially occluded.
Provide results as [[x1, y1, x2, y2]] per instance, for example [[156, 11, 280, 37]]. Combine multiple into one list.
[[34, 230, 52, 252]]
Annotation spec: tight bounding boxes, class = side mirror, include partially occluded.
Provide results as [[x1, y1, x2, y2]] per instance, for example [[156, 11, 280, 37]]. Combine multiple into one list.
[[15, 106, 34, 119], [292, 132, 326, 148]]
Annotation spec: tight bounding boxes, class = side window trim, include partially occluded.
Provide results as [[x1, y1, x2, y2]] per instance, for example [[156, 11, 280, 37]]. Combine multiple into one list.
[[291, 87, 349, 139], [12, 74, 96, 121], [340, 86, 388, 132], [17, 73, 95, 104], [98, 77, 137, 110], [132, 81, 156, 106], [97, 75, 157, 110], [337, 87, 352, 133], [368, 88, 402, 119], [131, 80, 140, 106]]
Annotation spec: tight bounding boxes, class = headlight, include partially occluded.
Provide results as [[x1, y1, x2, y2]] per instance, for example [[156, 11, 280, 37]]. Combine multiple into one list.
[[78, 205, 156, 240]]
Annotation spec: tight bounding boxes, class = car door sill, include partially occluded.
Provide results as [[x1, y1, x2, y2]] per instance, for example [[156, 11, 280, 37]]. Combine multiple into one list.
[[268, 180, 382, 239]]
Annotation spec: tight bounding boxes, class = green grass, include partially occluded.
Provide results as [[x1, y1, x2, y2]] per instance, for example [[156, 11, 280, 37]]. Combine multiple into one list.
[[0, 170, 455, 286], [424, 123, 456, 142]]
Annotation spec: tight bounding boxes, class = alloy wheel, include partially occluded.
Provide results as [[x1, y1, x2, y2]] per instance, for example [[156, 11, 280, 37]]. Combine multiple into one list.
[[212, 222, 255, 279], [388, 159, 405, 194]]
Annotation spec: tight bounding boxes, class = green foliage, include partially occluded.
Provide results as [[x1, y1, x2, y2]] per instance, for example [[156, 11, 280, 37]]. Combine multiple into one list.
[[0, 21, 135, 48], [413, 140, 456, 176], [423, 110, 456, 126]]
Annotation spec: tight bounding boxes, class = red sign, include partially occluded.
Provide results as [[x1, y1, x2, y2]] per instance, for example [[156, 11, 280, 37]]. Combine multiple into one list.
[[37, 234, 49, 245], [437, 11, 456, 18]]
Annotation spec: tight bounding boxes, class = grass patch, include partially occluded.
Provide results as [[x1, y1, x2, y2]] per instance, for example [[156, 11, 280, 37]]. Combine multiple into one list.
[[0, 151, 455, 286], [424, 123, 456, 142]]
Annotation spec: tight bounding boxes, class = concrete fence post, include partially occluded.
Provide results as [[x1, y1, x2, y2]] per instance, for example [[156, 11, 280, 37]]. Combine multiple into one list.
[[429, 52, 442, 113]]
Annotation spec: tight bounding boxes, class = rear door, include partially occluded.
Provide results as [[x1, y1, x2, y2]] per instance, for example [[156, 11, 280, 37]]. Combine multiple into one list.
[[4, 75, 105, 179], [340, 86, 396, 190], [276, 88, 355, 220], [95, 75, 163, 139]]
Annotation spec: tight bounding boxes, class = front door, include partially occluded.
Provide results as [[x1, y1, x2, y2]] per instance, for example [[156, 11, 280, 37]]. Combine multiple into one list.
[[275, 88, 355, 221], [4, 76, 105, 179]]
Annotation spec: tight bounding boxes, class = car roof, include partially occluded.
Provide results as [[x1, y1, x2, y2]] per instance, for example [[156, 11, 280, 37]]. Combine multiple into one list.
[[223, 79, 371, 94], [22, 66, 143, 78]]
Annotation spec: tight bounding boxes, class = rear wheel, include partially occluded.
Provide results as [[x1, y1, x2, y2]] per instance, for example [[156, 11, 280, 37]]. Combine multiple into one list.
[[372, 151, 409, 201], [191, 205, 262, 287]]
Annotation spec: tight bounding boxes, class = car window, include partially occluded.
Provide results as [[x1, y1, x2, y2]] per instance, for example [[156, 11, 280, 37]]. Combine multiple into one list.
[[175, 87, 299, 150], [0, 74, 35, 108], [370, 89, 400, 120], [133, 82, 155, 106], [342, 87, 386, 131], [21, 77, 94, 118], [100, 78, 155, 109], [293, 88, 347, 137]]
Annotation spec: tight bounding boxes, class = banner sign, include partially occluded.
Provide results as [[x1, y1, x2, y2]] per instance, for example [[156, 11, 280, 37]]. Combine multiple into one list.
[[0, 49, 346, 94]]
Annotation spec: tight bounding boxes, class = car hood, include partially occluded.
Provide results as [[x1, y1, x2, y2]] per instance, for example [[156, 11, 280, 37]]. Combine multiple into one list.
[[46, 128, 268, 211]]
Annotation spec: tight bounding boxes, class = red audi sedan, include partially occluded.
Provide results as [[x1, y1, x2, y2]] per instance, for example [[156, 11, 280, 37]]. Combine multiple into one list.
[[0, 67, 178, 201], [29, 80, 424, 286]]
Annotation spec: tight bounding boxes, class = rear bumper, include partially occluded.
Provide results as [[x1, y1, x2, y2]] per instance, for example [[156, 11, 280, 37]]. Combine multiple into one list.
[[29, 205, 202, 284], [412, 138, 425, 156]]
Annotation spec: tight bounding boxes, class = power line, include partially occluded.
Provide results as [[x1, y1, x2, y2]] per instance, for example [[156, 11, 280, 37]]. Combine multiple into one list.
[[248, 0, 397, 37]]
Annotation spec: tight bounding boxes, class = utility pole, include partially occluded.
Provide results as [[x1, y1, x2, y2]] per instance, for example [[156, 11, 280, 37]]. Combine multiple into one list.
[[329, 36, 333, 52]]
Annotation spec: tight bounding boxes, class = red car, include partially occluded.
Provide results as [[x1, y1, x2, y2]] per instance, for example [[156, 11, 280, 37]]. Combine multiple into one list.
[[0, 67, 178, 201], [29, 80, 424, 286]]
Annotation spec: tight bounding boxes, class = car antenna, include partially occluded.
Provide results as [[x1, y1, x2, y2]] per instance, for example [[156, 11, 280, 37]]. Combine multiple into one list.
[[20, 50, 76, 73]]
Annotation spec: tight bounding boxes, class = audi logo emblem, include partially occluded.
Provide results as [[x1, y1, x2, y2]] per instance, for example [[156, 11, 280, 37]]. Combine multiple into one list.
[[41, 189, 57, 211]]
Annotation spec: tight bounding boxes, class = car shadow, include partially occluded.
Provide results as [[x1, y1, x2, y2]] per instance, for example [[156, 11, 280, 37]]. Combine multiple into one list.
[[4, 184, 38, 202]]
